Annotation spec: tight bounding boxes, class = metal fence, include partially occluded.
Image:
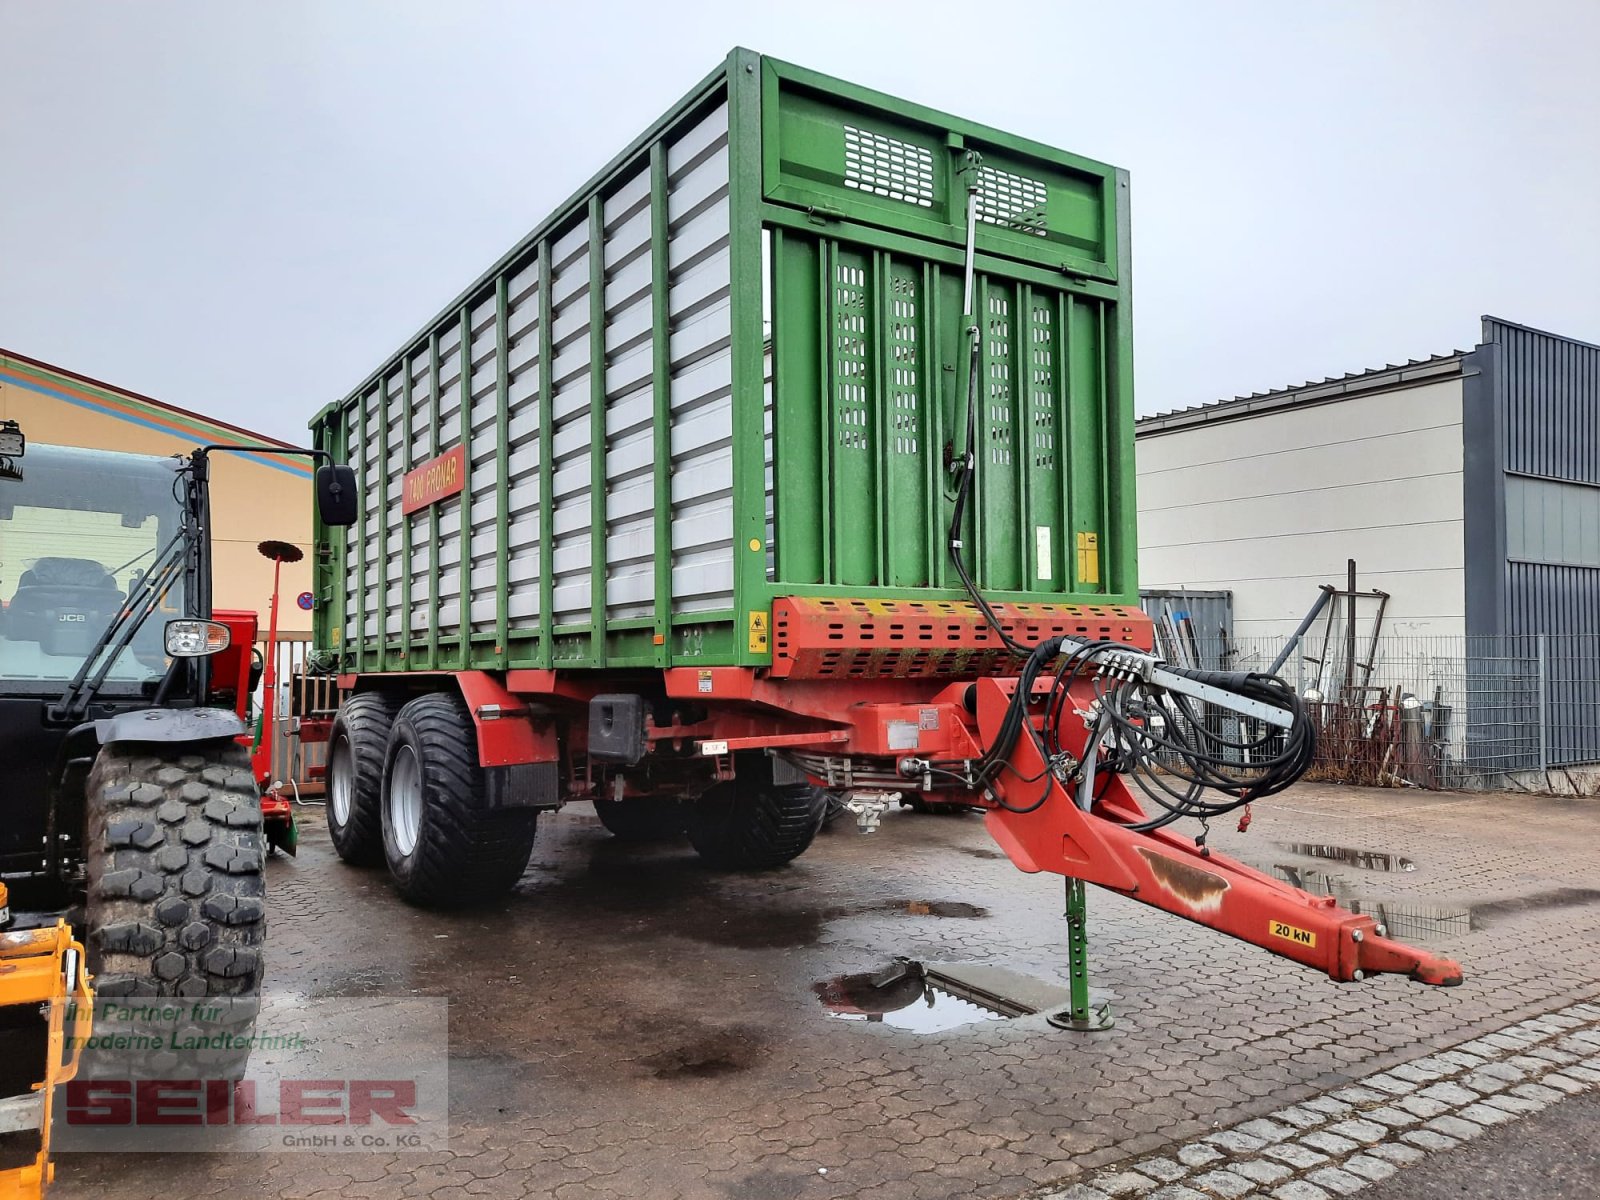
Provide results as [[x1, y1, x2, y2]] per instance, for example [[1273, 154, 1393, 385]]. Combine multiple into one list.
[[1176, 632, 1600, 790]]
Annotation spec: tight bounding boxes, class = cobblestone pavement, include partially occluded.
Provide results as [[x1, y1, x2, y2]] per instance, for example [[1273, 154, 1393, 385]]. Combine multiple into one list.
[[58, 782, 1600, 1200], [1043, 999, 1600, 1200]]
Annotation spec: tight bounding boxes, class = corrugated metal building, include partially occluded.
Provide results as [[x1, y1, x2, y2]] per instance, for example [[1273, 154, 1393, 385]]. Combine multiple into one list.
[[1138, 316, 1599, 644], [1135, 316, 1600, 775], [1138, 348, 1471, 640], [1466, 319, 1600, 643]]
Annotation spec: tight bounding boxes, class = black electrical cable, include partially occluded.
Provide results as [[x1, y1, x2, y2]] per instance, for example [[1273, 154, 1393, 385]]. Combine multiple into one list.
[[937, 311, 1075, 814]]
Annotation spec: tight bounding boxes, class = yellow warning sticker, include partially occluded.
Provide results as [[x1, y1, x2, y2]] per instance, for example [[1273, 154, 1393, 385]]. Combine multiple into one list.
[[747, 610, 769, 654], [1076, 530, 1101, 585], [1270, 920, 1316, 948]]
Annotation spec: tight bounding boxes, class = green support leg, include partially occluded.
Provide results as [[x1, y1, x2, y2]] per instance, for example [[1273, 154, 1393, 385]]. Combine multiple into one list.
[[1049, 877, 1115, 1031]]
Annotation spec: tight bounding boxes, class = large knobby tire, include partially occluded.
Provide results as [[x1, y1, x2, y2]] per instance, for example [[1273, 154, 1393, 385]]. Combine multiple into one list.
[[85, 740, 265, 1079], [381, 694, 538, 907], [326, 693, 400, 865], [592, 796, 686, 842], [685, 758, 827, 870]]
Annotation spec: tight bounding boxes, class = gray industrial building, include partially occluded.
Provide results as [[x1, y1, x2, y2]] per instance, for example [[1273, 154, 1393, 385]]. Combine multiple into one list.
[[1463, 319, 1600, 642], [1136, 317, 1600, 786]]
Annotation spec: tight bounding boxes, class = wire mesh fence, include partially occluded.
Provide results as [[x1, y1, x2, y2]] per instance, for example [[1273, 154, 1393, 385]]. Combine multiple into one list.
[[1166, 633, 1600, 791]]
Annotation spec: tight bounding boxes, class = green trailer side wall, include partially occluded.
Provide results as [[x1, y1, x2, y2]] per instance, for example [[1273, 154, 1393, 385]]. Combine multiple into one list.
[[312, 49, 1137, 673]]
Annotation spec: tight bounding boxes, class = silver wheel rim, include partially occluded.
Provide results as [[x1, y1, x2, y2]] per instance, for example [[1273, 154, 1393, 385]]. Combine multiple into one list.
[[329, 740, 354, 826], [389, 745, 423, 857]]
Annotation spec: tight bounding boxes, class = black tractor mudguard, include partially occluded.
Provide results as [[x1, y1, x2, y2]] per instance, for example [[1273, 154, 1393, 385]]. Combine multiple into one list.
[[94, 706, 247, 746]]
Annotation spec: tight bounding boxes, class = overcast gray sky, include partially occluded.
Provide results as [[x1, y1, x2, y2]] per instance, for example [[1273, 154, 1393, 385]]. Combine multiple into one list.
[[2, 1, 1596, 442]]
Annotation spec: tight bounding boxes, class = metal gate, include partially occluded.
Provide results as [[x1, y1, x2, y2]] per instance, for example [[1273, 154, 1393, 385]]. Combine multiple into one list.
[[254, 633, 338, 796]]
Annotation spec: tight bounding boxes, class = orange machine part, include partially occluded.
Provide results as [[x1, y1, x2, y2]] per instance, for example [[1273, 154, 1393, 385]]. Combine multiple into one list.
[[769, 598, 1153, 680]]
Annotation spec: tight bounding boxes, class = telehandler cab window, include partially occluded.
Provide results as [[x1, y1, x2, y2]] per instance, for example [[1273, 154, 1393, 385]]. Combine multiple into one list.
[[0, 444, 183, 690]]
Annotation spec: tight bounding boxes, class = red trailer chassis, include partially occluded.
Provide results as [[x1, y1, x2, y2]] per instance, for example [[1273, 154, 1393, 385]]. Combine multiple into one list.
[[338, 599, 1462, 995]]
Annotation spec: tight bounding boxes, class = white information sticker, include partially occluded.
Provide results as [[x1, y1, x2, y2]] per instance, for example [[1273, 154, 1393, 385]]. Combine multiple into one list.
[[886, 721, 919, 751]]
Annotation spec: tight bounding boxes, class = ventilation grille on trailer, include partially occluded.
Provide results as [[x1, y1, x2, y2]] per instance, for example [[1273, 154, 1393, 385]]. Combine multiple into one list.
[[843, 125, 934, 207], [840, 125, 1050, 237], [975, 164, 1048, 235]]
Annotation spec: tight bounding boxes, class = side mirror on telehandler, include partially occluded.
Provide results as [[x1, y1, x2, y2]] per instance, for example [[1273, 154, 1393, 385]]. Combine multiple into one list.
[[316, 463, 359, 527]]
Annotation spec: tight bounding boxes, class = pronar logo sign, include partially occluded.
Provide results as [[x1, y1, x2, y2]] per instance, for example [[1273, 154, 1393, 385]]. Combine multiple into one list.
[[401, 446, 465, 514]]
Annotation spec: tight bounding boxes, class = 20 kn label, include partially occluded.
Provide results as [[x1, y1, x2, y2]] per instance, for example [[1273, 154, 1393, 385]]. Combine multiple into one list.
[[1270, 920, 1316, 947]]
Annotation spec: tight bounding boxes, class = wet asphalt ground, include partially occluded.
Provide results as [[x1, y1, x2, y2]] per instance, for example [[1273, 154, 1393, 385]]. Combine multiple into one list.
[[1362, 1089, 1600, 1200], [56, 782, 1600, 1200]]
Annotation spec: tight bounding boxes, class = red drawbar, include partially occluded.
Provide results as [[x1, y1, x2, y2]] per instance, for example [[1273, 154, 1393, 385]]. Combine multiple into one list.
[[769, 598, 1152, 679], [973, 676, 1463, 987]]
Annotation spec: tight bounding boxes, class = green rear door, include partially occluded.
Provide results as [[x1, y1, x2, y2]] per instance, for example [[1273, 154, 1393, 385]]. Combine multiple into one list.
[[758, 56, 1133, 606], [769, 235, 1116, 597]]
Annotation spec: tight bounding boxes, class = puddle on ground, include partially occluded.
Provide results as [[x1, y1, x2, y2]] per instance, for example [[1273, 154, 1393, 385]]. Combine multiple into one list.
[[1275, 842, 1415, 872], [1468, 887, 1600, 923], [815, 969, 1005, 1033], [815, 960, 1070, 1033], [957, 846, 1008, 862], [549, 842, 991, 949], [889, 899, 986, 918], [304, 965, 414, 999], [639, 1028, 770, 1079], [1248, 860, 1470, 941], [668, 895, 988, 950]]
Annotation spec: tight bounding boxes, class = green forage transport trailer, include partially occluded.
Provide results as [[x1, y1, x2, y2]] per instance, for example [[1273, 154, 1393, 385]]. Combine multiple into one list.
[[306, 49, 1460, 996]]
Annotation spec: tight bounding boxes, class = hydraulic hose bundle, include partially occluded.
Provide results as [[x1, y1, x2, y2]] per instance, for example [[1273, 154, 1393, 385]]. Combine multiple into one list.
[[1062, 648, 1315, 831], [929, 632, 1317, 830], [946, 362, 1316, 827]]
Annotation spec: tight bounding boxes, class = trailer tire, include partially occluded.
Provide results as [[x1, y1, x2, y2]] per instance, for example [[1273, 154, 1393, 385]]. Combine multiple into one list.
[[685, 758, 826, 870], [381, 694, 538, 907], [327, 693, 400, 865], [592, 796, 686, 842], [85, 740, 265, 1081]]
